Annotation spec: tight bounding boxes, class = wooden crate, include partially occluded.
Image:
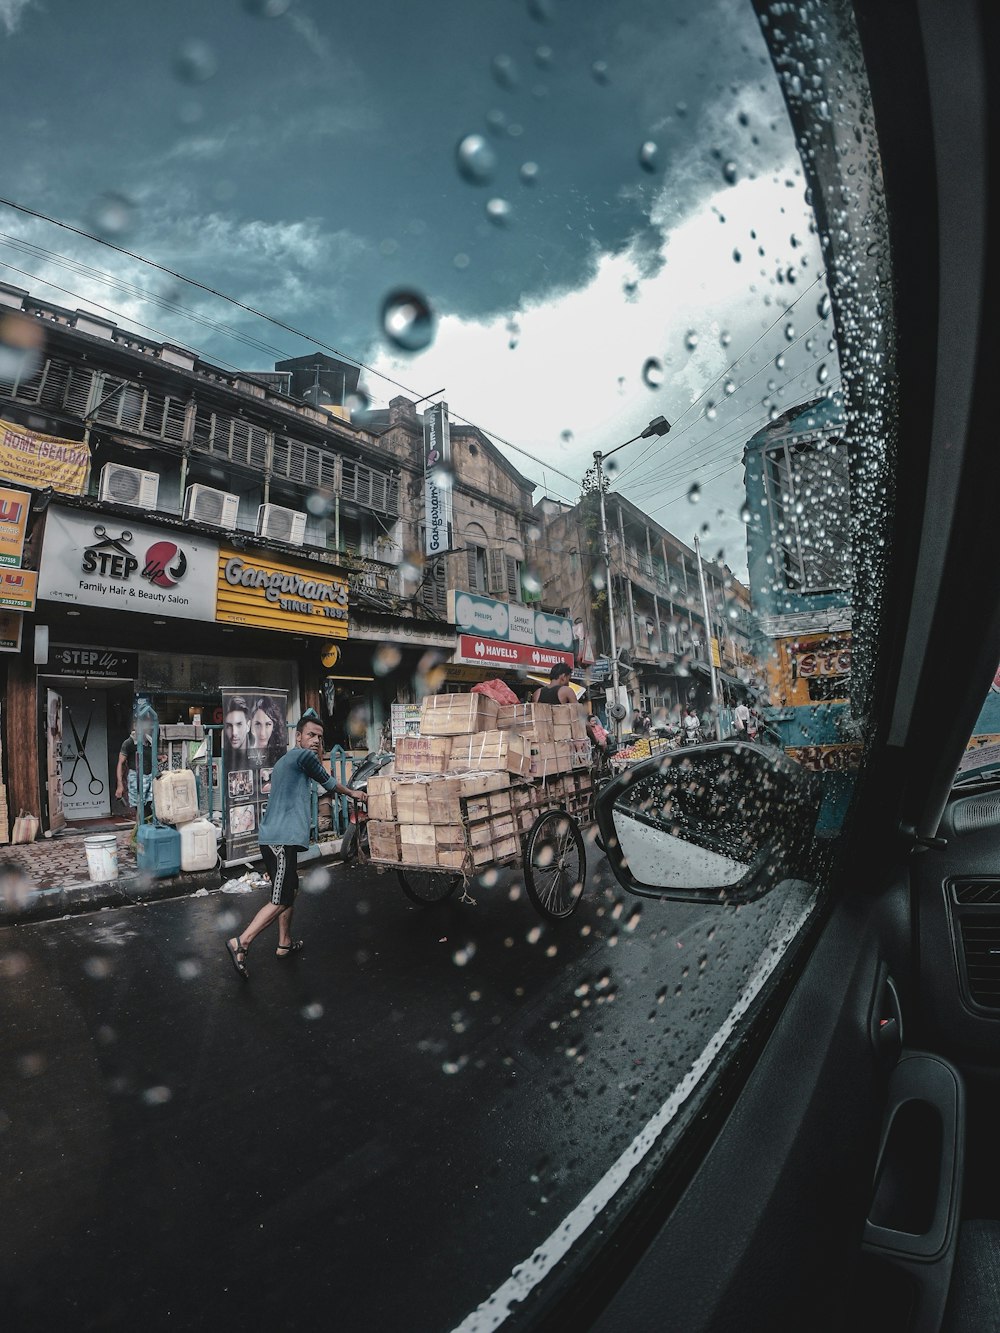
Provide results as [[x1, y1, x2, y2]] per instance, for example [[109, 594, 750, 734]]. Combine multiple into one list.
[[367, 775, 396, 822], [368, 821, 402, 861], [497, 703, 554, 742], [419, 693, 499, 736], [395, 779, 432, 824], [447, 730, 530, 778], [428, 772, 509, 825], [395, 735, 452, 775]]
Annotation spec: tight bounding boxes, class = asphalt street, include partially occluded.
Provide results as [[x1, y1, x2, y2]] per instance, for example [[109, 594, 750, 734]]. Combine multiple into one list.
[[0, 843, 797, 1332]]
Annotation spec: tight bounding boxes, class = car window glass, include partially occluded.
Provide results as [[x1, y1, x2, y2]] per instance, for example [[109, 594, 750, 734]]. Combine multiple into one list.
[[0, 2, 887, 1328]]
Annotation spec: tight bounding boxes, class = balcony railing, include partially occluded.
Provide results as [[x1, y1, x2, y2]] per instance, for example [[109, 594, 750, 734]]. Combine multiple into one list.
[[0, 354, 401, 517]]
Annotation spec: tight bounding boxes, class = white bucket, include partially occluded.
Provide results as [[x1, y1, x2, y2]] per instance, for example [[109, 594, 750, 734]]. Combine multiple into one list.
[[84, 833, 119, 882]]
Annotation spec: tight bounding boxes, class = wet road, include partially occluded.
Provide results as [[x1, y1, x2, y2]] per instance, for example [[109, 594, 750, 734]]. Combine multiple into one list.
[[0, 847, 796, 1332]]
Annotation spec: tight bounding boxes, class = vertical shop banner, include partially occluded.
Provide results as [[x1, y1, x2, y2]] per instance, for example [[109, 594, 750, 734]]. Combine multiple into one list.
[[0, 486, 30, 567], [221, 686, 289, 861], [45, 688, 66, 832], [423, 400, 452, 558], [0, 419, 90, 495]]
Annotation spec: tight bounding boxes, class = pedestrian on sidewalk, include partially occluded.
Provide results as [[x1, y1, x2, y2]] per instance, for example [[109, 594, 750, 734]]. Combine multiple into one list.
[[225, 709, 366, 980]]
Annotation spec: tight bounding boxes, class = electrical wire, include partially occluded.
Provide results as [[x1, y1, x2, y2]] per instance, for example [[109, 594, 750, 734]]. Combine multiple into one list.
[[614, 270, 829, 484], [626, 363, 841, 507], [0, 195, 583, 492], [616, 314, 832, 494]]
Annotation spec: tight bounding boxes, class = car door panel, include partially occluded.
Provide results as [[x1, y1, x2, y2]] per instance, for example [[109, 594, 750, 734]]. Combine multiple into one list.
[[584, 883, 913, 1333]]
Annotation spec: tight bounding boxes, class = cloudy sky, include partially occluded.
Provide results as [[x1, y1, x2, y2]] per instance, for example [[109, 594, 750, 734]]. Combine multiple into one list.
[[0, 0, 837, 578]]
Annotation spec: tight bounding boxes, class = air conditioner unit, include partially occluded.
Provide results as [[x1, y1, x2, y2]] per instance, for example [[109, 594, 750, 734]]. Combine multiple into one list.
[[256, 503, 307, 546], [183, 484, 240, 530], [99, 463, 159, 509]]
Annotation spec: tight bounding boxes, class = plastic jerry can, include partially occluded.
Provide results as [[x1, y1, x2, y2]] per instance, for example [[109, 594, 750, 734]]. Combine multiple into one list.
[[179, 817, 217, 872], [137, 823, 182, 879], [153, 769, 198, 825]]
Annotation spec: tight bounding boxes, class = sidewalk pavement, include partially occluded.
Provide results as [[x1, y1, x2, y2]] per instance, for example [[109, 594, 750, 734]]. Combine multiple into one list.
[[0, 826, 345, 924]]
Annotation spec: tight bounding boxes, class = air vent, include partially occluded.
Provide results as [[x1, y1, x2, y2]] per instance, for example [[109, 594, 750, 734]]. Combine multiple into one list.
[[99, 463, 159, 509], [183, 484, 239, 530], [953, 796, 1000, 835], [953, 880, 1000, 906], [957, 917, 1000, 1009], [256, 503, 306, 546]]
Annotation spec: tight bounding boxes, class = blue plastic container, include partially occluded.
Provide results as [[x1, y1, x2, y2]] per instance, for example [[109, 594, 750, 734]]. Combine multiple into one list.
[[137, 824, 182, 879]]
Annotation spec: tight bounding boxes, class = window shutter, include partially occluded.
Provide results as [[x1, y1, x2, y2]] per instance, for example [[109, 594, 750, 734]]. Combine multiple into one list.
[[467, 546, 480, 589], [505, 555, 519, 598], [487, 548, 506, 595]]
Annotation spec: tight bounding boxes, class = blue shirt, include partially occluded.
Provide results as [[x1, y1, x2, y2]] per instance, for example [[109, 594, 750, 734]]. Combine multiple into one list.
[[258, 747, 338, 851]]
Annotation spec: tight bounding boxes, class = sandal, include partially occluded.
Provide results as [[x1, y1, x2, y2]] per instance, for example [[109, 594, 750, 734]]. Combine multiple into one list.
[[275, 940, 304, 958], [226, 936, 250, 980]]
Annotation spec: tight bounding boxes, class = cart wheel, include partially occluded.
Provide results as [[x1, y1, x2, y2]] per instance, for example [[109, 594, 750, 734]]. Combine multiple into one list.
[[397, 869, 461, 905], [524, 810, 586, 920]]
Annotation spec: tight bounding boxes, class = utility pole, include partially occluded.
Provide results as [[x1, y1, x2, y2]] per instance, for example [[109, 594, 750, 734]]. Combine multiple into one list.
[[594, 457, 622, 743], [590, 415, 671, 745], [693, 532, 721, 737]]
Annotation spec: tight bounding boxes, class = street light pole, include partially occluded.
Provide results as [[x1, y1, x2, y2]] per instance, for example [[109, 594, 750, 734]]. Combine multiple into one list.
[[693, 531, 722, 737], [590, 416, 671, 745], [593, 451, 622, 744]]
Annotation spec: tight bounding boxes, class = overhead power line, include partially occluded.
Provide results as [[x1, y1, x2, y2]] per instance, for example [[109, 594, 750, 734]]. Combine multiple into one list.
[[0, 194, 582, 493]]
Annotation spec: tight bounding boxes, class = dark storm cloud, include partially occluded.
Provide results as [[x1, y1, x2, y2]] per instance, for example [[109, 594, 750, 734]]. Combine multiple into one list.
[[0, 0, 787, 370]]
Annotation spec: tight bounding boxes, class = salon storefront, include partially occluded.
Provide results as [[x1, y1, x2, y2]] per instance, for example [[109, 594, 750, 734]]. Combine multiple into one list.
[[8, 502, 350, 833]]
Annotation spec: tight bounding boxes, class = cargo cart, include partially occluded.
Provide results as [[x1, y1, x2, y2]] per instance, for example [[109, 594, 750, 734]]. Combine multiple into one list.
[[369, 777, 592, 920]]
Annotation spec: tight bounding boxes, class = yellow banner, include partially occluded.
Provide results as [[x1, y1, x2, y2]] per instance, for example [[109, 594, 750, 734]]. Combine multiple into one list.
[[216, 548, 349, 638], [0, 566, 37, 611], [0, 418, 90, 495], [0, 485, 30, 567]]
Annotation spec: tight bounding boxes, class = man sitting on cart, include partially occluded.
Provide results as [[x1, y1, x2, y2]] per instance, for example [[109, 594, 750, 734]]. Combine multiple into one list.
[[532, 662, 578, 706]]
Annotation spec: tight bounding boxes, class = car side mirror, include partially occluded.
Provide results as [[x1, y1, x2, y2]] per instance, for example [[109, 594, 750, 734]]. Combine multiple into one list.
[[594, 740, 822, 904]]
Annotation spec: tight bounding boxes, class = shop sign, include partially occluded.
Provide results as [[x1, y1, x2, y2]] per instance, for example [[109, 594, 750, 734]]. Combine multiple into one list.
[[217, 549, 349, 637], [423, 401, 453, 558], [0, 486, 31, 567], [785, 743, 863, 773], [0, 418, 90, 495], [791, 643, 852, 678], [448, 590, 574, 650], [0, 566, 37, 610], [0, 608, 23, 653], [49, 645, 138, 679], [37, 508, 219, 620], [390, 702, 422, 743], [454, 633, 573, 671]]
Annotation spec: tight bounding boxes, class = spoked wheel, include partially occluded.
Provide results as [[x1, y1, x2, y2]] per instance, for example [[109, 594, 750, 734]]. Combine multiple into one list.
[[524, 809, 586, 920], [397, 869, 461, 906]]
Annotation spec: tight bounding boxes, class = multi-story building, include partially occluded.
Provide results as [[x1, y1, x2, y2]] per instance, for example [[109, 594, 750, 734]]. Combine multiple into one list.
[[0, 283, 543, 836], [531, 489, 757, 728], [743, 392, 857, 826]]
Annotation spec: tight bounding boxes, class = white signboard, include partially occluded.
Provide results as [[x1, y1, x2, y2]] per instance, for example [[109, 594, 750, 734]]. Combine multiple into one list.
[[38, 507, 219, 621], [448, 589, 574, 650], [423, 401, 453, 558]]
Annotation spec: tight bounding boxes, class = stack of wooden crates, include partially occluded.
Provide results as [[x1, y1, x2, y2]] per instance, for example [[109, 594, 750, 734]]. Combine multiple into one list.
[[367, 694, 594, 873]]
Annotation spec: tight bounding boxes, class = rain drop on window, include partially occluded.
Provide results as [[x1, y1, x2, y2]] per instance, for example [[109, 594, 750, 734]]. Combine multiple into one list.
[[638, 141, 660, 173], [641, 357, 663, 389], [380, 290, 436, 353], [456, 134, 498, 185], [486, 197, 513, 226], [687, 483, 701, 504]]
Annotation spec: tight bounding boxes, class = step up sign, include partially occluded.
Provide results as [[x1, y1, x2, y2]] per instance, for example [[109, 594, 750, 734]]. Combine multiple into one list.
[[455, 634, 573, 671]]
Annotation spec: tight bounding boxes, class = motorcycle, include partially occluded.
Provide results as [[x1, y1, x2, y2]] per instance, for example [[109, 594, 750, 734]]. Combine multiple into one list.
[[337, 750, 394, 864]]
